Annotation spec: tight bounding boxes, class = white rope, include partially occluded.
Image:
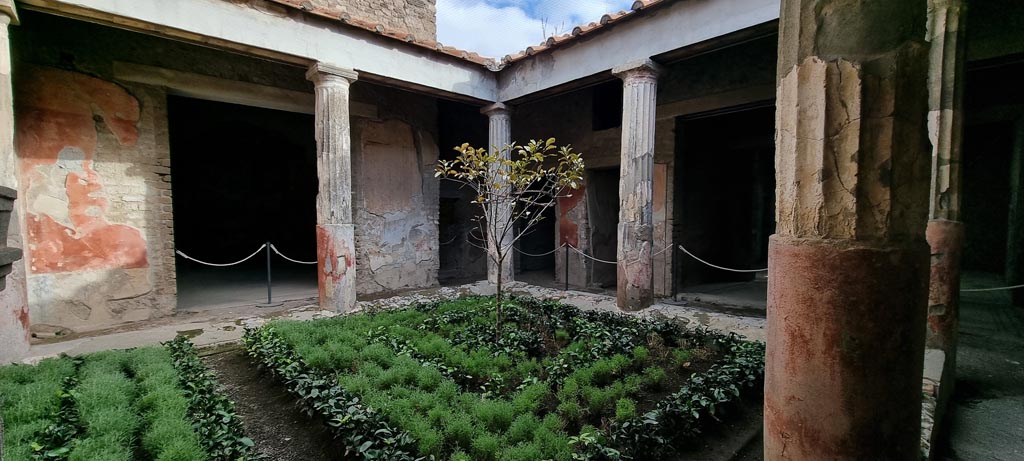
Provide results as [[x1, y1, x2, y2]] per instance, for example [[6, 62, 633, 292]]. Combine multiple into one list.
[[568, 244, 617, 265], [567, 243, 675, 265], [677, 244, 768, 273], [176, 244, 266, 267], [439, 235, 458, 246], [962, 284, 1024, 292], [514, 243, 566, 257], [270, 244, 318, 265]]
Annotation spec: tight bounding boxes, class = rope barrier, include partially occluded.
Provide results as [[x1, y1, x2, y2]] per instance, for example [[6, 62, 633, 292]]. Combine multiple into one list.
[[270, 244, 318, 265], [961, 284, 1024, 292], [175, 244, 266, 267], [514, 243, 567, 257], [567, 243, 676, 265], [568, 244, 617, 265], [677, 244, 768, 273]]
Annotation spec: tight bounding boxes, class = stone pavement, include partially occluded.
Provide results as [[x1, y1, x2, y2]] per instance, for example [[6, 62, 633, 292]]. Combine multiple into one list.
[[938, 295, 1024, 460], [21, 280, 766, 363]]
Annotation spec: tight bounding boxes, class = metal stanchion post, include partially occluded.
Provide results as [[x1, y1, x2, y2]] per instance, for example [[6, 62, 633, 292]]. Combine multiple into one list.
[[259, 240, 282, 308], [564, 244, 569, 292]]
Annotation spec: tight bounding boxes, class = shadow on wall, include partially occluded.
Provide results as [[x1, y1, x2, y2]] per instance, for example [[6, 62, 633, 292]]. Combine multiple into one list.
[[14, 65, 175, 334]]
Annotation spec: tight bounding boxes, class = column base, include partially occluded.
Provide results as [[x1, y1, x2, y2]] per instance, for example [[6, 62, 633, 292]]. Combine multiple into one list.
[[617, 224, 653, 311], [765, 235, 929, 460], [316, 223, 355, 313], [926, 220, 964, 355]]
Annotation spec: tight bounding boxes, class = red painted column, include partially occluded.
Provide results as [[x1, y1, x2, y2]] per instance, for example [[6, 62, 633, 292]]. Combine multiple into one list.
[[767, 0, 932, 458], [306, 63, 358, 312]]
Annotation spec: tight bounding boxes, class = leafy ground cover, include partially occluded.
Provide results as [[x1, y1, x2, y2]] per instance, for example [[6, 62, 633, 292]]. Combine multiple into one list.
[[244, 296, 764, 461], [0, 338, 253, 461]]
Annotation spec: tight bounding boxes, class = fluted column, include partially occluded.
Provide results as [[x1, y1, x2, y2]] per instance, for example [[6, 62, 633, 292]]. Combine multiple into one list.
[[614, 60, 660, 311], [925, 0, 967, 356], [767, 0, 931, 459], [0, 0, 27, 365], [306, 62, 358, 312], [481, 102, 515, 285]]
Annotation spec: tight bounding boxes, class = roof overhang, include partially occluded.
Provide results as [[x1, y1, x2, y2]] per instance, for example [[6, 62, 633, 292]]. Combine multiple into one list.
[[16, 0, 499, 103]]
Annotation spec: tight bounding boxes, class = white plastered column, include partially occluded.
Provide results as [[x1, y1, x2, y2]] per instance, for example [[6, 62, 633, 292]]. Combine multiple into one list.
[[614, 59, 661, 310], [481, 102, 515, 285], [306, 62, 358, 312]]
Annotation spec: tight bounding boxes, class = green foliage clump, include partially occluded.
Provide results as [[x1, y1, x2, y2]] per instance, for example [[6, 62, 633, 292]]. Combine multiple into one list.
[[246, 296, 762, 461]]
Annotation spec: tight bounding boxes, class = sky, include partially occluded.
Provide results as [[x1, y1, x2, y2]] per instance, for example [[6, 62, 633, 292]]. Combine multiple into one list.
[[436, 0, 636, 58]]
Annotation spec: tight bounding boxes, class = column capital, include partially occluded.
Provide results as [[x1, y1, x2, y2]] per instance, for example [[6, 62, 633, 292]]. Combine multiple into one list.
[[612, 59, 662, 81], [0, 0, 18, 25], [480, 102, 511, 117], [306, 62, 358, 85]]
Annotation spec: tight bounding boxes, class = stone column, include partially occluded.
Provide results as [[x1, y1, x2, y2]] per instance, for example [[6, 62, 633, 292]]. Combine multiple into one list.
[[767, 1, 931, 459], [481, 102, 514, 285], [1008, 118, 1024, 306], [0, 1, 27, 365], [925, 0, 967, 355], [306, 63, 358, 312], [614, 60, 660, 311]]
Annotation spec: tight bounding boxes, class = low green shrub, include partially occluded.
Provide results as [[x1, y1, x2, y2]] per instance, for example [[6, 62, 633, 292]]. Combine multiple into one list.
[[243, 296, 763, 461], [164, 337, 253, 460], [1, 344, 252, 461]]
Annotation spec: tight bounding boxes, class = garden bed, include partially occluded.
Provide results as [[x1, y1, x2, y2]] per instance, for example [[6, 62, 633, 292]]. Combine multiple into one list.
[[0, 338, 253, 461], [244, 296, 764, 461]]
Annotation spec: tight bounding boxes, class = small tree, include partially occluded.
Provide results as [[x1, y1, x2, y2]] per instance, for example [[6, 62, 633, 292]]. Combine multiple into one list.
[[436, 138, 584, 338]]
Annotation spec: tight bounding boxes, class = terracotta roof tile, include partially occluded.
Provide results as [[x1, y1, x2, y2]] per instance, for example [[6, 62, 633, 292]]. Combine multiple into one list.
[[501, 0, 674, 66]]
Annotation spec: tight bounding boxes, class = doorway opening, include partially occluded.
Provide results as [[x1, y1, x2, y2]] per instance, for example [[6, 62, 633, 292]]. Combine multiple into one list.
[[168, 96, 318, 310], [586, 168, 620, 289], [515, 203, 557, 285], [674, 105, 775, 297]]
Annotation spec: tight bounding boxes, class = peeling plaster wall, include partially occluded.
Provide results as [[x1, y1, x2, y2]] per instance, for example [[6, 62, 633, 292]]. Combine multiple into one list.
[[14, 65, 173, 332], [12, 11, 312, 333], [350, 85, 440, 295]]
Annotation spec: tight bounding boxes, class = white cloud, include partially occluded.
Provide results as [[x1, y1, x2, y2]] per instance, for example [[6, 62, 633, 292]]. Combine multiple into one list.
[[437, 0, 541, 58], [437, 0, 634, 58]]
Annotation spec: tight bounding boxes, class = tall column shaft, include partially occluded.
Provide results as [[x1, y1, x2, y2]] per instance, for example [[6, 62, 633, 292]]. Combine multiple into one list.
[[481, 102, 514, 285], [1008, 118, 1024, 306], [925, 0, 967, 354], [0, 2, 28, 365], [307, 63, 358, 312], [768, 0, 931, 459], [614, 60, 660, 311]]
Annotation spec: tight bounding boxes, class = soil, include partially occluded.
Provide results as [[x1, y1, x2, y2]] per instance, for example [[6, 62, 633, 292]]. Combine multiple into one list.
[[202, 348, 344, 461], [675, 392, 765, 461]]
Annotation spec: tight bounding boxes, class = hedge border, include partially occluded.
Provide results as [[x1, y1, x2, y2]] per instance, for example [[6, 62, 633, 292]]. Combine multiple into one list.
[[164, 337, 255, 461], [241, 326, 424, 461]]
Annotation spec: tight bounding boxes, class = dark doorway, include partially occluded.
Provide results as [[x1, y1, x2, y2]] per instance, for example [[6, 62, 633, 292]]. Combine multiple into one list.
[[515, 203, 557, 283], [674, 105, 775, 289], [437, 100, 488, 284], [587, 168, 619, 289], [961, 55, 1024, 301], [168, 96, 318, 310]]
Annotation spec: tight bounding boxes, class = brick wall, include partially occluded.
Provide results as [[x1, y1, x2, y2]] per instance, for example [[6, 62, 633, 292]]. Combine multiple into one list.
[[308, 0, 437, 41]]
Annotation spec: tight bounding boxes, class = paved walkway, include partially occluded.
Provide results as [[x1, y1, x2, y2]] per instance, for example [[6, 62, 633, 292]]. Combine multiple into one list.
[[21, 280, 766, 363]]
